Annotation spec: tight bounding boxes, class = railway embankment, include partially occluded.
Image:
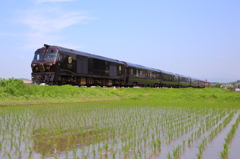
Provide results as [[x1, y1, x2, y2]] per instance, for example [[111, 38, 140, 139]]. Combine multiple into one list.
[[0, 78, 240, 106]]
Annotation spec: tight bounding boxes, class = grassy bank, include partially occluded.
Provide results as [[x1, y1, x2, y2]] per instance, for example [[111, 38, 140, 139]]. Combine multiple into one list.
[[0, 79, 120, 105], [0, 78, 240, 106]]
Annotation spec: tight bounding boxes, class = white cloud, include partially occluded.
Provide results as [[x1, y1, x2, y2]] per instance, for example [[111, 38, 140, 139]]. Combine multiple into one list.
[[20, 32, 62, 49], [21, 32, 83, 50], [35, 0, 74, 3], [17, 8, 89, 33], [16, 5, 93, 50]]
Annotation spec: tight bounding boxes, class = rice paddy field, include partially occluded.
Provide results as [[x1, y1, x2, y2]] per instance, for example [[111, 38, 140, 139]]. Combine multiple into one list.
[[1, 101, 240, 159], [1, 79, 240, 159]]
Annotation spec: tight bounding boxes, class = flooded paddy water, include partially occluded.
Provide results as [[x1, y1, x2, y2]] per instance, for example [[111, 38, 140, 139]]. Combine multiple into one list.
[[0, 101, 240, 159]]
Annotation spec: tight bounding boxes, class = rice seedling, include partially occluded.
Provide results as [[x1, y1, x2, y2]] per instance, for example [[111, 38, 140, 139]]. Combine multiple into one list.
[[167, 151, 172, 159], [0, 86, 240, 158], [172, 144, 182, 159], [219, 114, 240, 159]]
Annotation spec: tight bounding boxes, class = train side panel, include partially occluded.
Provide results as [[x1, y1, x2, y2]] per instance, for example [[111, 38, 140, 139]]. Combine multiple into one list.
[[31, 44, 207, 88]]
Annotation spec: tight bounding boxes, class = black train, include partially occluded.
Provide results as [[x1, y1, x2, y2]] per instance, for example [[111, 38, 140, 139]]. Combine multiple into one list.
[[31, 44, 207, 88]]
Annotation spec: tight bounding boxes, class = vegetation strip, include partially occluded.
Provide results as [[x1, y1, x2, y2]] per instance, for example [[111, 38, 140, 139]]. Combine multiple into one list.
[[1, 78, 240, 106]]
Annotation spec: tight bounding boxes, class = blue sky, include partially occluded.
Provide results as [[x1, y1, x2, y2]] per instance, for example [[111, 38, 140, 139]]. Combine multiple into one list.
[[0, 0, 240, 82]]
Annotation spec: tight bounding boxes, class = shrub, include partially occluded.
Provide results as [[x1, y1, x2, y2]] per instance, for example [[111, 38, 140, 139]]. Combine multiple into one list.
[[227, 87, 234, 91], [0, 78, 25, 87], [0, 78, 27, 96]]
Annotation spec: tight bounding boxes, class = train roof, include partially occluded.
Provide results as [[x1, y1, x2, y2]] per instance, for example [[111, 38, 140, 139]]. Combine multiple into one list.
[[124, 63, 181, 76], [177, 74, 191, 79], [125, 62, 160, 72], [42, 44, 124, 65], [190, 77, 201, 80], [161, 70, 178, 76], [188, 76, 207, 82]]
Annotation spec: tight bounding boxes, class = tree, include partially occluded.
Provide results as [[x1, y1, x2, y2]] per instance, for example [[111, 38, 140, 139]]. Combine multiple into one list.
[[229, 81, 237, 87], [212, 83, 222, 88], [227, 87, 234, 91]]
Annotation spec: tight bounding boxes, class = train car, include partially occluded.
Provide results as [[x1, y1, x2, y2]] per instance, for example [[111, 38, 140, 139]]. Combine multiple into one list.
[[124, 62, 161, 87], [198, 80, 206, 88], [160, 71, 179, 87], [204, 81, 211, 87], [190, 78, 205, 88], [31, 44, 207, 88], [178, 74, 191, 87], [190, 77, 200, 88], [31, 44, 126, 86]]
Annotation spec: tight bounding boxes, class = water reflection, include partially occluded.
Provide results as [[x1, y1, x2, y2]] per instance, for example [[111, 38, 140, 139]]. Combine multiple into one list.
[[32, 127, 114, 156]]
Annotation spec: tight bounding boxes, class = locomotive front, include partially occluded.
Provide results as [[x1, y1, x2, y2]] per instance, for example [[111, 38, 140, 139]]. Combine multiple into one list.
[[31, 44, 58, 84]]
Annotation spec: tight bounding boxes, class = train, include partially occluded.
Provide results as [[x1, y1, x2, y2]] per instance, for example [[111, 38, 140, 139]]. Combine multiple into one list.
[[31, 44, 210, 88]]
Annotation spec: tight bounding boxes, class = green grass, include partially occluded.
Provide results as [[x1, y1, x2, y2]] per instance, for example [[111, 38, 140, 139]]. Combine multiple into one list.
[[1, 78, 240, 106], [0, 78, 120, 105]]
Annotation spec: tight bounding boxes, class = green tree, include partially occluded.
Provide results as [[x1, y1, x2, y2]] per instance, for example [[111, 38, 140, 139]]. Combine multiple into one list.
[[229, 81, 237, 87], [227, 87, 234, 91], [212, 83, 222, 88]]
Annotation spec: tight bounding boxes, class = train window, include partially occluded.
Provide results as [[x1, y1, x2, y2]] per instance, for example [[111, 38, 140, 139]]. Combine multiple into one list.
[[140, 70, 142, 75], [44, 52, 58, 60], [89, 58, 93, 64], [109, 65, 117, 76], [118, 65, 122, 75], [119, 66, 122, 71], [166, 75, 169, 81], [57, 54, 63, 61], [33, 53, 43, 61], [136, 69, 139, 76], [131, 68, 133, 75], [162, 74, 165, 80]]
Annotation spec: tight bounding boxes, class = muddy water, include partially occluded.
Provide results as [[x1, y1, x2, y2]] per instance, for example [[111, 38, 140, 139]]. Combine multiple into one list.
[[202, 111, 240, 159], [1, 104, 240, 159], [179, 111, 234, 159], [229, 122, 240, 159]]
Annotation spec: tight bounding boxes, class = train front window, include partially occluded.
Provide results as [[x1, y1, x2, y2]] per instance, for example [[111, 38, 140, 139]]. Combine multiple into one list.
[[33, 53, 43, 61], [44, 53, 58, 60]]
